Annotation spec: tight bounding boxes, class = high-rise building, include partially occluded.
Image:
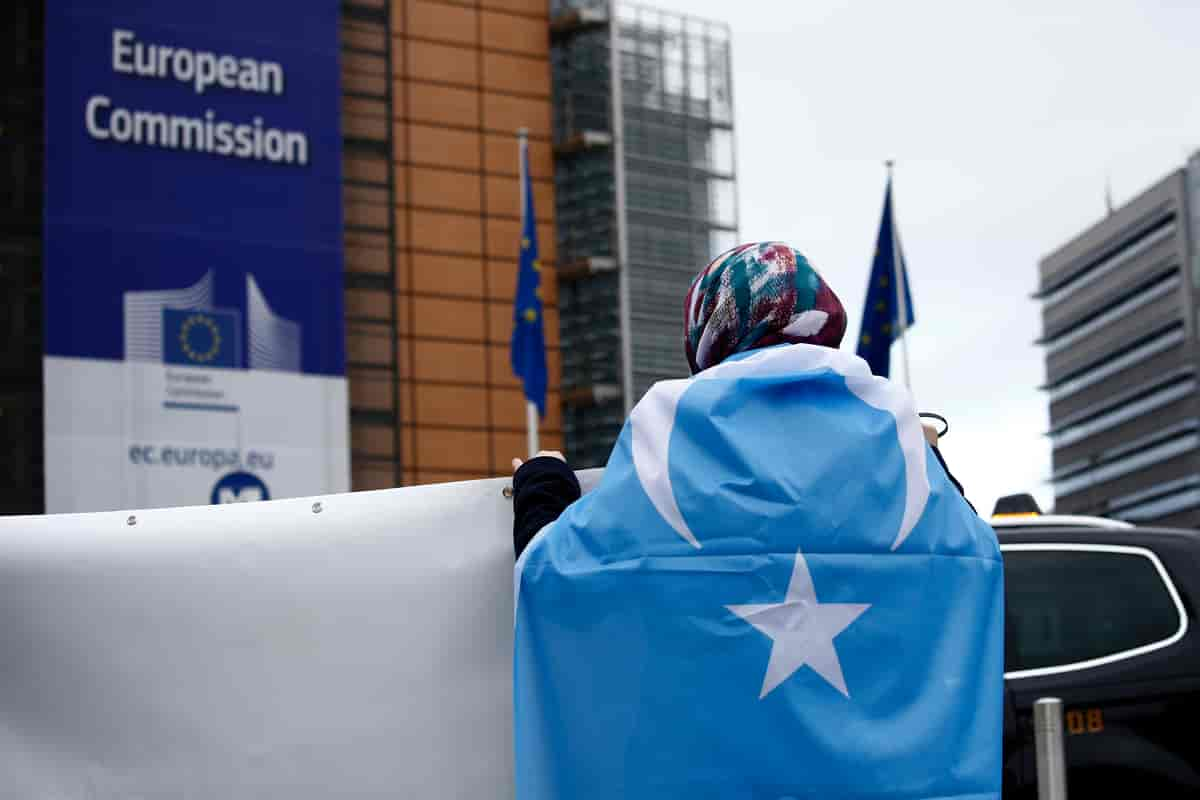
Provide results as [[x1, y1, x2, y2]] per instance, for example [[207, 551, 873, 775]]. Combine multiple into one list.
[[1037, 151, 1200, 527], [0, 0, 563, 514], [550, 0, 738, 466]]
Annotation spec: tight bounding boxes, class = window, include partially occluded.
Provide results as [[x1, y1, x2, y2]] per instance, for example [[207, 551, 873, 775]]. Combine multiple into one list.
[[1052, 432, 1200, 497], [1049, 377, 1196, 448], [1115, 487, 1200, 522], [1040, 220, 1175, 306], [1003, 545, 1186, 679], [1047, 325, 1184, 402], [1042, 273, 1179, 355]]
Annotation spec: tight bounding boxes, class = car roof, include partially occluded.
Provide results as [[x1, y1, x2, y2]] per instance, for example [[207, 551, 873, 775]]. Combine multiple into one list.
[[992, 518, 1200, 546]]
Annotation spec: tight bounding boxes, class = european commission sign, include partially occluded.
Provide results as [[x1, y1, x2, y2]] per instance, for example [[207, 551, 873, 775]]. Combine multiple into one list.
[[85, 29, 311, 165], [44, 0, 348, 512]]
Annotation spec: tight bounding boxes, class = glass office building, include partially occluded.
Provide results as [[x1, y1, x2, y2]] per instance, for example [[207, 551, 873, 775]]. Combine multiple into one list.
[[552, 0, 739, 466]]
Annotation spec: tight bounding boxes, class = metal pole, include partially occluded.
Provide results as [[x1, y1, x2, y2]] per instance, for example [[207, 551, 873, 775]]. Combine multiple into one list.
[[1034, 697, 1069, 800], [517, 128, 539, 459], [609, 0, 635, 415], [886, 161, 913, 393], [526, 401, 540, 458]]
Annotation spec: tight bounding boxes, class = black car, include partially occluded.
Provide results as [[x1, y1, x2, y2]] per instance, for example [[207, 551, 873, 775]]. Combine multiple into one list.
[[994, 504, 1200, 797]]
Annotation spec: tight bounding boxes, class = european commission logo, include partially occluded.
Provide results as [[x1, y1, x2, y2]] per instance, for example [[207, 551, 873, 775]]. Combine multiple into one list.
[[123, 270, 302, 372], [163, 308, 239, 367]]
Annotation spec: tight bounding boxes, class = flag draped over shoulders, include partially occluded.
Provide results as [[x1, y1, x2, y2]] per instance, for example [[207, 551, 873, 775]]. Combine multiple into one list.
[[514, 343, 1003, 800]]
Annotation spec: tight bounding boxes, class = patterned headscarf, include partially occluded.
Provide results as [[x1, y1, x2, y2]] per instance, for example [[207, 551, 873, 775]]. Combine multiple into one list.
[[684, 242, 846, 374]]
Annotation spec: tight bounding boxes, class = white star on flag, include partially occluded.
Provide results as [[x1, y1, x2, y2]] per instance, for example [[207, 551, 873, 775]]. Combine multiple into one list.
[[727, 549, 871, 699]]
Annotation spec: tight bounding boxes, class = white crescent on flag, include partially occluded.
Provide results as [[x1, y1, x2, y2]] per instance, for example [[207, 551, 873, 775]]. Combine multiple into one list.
[[630, 344, 930, 551]]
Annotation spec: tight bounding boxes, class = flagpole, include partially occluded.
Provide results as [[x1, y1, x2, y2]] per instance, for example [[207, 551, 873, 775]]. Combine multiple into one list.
[[887, 160, 913, 393], [518, 127, 540, 458]]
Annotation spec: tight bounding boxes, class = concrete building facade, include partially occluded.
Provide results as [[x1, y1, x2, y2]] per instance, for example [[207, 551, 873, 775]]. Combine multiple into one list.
[[1037, 152, 1200, 527], [551, 0, 738, 466]]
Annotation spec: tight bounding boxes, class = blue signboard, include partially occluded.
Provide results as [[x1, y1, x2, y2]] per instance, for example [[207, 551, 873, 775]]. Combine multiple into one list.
[[44, 0, 348, 512]]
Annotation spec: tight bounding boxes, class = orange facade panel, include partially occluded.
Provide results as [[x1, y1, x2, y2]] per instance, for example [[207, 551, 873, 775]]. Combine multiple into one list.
[[412, 296, 486, 340], [410, 166, 483, 213], [410, 252, 485, 298], [344, 112, 389, 142], [490, 431, 564, 474], [343, 20, 387, 51], [345, 243, 391, 276], [353, 423, 396, 458], [344, 50, 387, 78], [405, 82, 480, 128], [352, 464, 400, 492], [480, 9, 548, 57], [483, 132, 553, 178], [410, 339, 487, 383], [345, 201, 390, 231], [415, 427, 489, 472], [405, 0, 479, 47], [408, 209, 484, 256], [407, 124, 481, 170], [346, 325, 394, 367], [490, 387, 562, 433], [482, 91, 552, 137], [349, 369, 396, 413], [345, 288, 392, 321], [406, 39, 480, 87], [415, 383, 490, 427], [479, 0, 548, 18], [483, 174, 554, 221], [344, 152, 388, 184], [481, 51, 550, 98], [344, 69, 388, 97]]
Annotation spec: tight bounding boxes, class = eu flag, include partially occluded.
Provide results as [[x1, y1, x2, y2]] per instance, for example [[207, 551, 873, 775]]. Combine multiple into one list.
[[856, 176, 915, 377], [162, 308, 240, 368], [510, 136, 548, 416], [514, 344, 1003, 799]]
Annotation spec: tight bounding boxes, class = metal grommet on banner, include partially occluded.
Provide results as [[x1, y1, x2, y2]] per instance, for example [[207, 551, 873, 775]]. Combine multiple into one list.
[[311, 501, 323, 514], [502, 486, 514, 500], [126, 515, 137, 526], [919, 412, 949, 438]]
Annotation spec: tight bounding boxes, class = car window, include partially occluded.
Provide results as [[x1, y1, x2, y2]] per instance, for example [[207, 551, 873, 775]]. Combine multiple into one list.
[[1004, 546, 1183, 675]]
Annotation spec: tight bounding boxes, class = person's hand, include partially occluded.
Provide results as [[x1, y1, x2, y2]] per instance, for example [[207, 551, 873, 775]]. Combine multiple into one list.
[[511, 450, 566, 472], [920, 420, 940, 447]]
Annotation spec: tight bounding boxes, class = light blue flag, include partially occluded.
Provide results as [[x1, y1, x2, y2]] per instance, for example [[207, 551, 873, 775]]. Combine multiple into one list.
[[514, 343, 1003, 799]]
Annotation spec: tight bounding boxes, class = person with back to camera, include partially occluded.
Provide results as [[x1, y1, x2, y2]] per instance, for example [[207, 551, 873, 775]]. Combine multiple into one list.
[[511, 241, 969, 556], [509, 242, 1002, 800]]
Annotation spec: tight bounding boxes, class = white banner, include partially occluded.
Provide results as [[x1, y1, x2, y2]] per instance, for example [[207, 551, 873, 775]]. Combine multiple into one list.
[[45, 357, 349, 513], [0, 474, 606, 798]]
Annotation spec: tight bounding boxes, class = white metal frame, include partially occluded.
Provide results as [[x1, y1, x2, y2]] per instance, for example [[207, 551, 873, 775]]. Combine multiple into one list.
[[992, 514, 1133, 530], [1001, 542, 1189, 680]]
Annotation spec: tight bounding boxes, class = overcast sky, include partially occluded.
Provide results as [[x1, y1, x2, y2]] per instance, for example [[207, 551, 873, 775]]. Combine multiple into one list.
[[642, 0, 1200, 514]]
